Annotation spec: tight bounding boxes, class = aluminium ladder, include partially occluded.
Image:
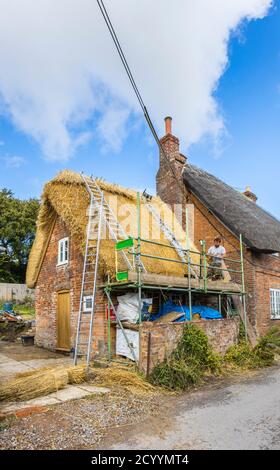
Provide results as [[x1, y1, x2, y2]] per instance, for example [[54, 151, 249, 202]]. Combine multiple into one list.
[[74, 192, 104, 366], [142, 193, 198, 278], [82, 174, 146, 273], [74, 173, 143, 366]]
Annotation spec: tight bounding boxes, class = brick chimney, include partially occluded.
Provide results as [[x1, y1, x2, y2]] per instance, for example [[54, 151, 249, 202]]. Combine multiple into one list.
[[243, 186, 257, 203], [156, 117, 187, 206]]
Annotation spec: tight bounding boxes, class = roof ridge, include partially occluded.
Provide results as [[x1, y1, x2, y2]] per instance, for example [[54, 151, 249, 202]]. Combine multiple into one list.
[[186, 163, 280, 223]]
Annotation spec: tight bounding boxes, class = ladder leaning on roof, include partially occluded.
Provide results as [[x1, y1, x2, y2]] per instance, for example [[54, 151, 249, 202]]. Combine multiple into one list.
[[74, 173, 143, 366], [73, 191, 104, 366], [142, 192, 198, 279], [82, 174, 146, 273]]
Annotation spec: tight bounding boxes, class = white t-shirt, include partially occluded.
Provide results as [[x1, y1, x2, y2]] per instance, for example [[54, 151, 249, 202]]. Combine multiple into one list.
[[207, 245, 226, 258]]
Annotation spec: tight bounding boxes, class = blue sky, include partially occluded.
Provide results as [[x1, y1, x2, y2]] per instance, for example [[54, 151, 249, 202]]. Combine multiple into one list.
[[0, 1, 279, 218]]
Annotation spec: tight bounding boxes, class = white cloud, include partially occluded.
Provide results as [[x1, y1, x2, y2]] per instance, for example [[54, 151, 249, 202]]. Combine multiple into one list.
[[97, 106, 130, 153], [0, 0, 272, 161], [3, 155, 26, 168]]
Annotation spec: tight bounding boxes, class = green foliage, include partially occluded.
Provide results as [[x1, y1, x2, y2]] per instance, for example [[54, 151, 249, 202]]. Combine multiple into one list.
[[254, 326, 280, 365], [0, 189, 39, 282], [149, 325, 280, 391], [225, 326, 280, 369], [14, 305, 35, 319], [256, 326, 280, 351], [149, 324, 221, 390], [238, 320, 246, 342], [224, 341, 258, 368], [22, 295, 35, 307]]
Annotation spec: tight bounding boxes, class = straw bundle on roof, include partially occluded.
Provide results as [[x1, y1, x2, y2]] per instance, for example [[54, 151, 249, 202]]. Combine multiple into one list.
[[26, 169, 201, 288]]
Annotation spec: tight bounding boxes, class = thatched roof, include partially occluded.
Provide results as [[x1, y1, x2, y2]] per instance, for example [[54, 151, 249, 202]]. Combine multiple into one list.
[[183, 164, 280, 253], [26, 170, 200, 288]]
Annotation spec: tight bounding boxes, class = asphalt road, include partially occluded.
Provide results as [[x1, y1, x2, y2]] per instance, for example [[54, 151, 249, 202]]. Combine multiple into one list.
[[99, 366, 280, 450]]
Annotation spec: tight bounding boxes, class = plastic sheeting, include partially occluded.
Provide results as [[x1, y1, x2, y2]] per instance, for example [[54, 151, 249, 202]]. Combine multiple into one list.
[[116, 327, 139, 361], [116, 293, 143, 323], [151, 300, 222, 322]]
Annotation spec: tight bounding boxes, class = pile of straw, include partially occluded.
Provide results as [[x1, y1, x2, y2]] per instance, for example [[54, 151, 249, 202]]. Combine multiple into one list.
[[0, 365, 88, 402], [92, 366, 155, 394], [0, 362, 158, 402]]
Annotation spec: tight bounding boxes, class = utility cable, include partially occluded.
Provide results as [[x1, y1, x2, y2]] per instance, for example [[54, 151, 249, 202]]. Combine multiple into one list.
[[96, 0, 256, 258]]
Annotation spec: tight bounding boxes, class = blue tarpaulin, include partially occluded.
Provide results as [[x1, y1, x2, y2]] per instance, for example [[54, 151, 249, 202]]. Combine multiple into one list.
[[151, 300, 222, 322]]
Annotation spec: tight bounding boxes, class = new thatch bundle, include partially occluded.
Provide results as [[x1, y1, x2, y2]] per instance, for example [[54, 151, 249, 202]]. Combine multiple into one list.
[[66, 364, 88, 384], [26, 169, 201, 288], [0, 365, 88, 402], [0, 368, 68, 402], [0, 363, 155, 402]]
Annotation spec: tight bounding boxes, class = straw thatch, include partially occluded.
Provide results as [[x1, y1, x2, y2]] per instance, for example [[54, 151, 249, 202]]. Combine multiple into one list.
[[0, 368, 69, 402], [0, 365, 88, 402], [93, 366, 156, 394], [0, 364, 155, 402], [184, 164, 280, 252], [26, 169, 201, 288]]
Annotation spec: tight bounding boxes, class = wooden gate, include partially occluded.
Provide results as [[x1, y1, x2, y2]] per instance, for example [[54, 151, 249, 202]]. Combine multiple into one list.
[[57, 291, 71, 350]]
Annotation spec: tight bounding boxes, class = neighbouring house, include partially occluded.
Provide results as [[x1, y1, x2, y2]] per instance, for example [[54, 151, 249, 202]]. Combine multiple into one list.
[[157, 116, 280, 337]]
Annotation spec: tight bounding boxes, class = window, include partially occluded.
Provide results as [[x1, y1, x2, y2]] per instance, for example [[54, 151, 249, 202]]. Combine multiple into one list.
[[270, 289, 280, 319], [58, 237, 69, 265], [83, 295, 93, 312]]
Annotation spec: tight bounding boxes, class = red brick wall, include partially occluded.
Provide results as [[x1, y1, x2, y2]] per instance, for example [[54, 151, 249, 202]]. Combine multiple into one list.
[[252, 253, 280, 334], [35, 216, 108, 356], [189, 192, 259, 327], [139, 318, 240, 373], [156, 134, 186, 207]]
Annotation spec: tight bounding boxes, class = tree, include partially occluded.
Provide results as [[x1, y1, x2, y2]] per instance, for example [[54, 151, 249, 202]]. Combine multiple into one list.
[[0, 189, 39, 283]]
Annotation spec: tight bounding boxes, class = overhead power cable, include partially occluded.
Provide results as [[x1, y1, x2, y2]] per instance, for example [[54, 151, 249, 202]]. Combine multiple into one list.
[[96, 0, 180, 181], [95, 0, 251, 258]]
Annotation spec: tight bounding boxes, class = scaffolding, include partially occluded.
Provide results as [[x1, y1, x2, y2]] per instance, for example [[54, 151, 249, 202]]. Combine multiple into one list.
[[102, 192, 248, 364]]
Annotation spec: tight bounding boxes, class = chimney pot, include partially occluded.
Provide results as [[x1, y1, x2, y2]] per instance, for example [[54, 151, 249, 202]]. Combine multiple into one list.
[[164, 116, 172, 135], [243, 186, 257, 203]]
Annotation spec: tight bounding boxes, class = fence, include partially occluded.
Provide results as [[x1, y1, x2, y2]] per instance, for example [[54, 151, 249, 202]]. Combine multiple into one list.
[[0, 283, 34, 303]]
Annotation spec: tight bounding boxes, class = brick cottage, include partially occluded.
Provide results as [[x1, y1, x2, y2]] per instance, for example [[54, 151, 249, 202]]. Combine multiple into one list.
[[26, 118, 280, 371]]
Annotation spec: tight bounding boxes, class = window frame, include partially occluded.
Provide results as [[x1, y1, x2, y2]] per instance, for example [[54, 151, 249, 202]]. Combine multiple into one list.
[[270, 288, 280, 320], [57, 237, 69, 266], [83, 295, 93, 313]]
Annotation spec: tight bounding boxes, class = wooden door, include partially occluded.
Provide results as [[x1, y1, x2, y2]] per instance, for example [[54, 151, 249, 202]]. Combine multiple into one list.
[[57, 291, 71, 350]]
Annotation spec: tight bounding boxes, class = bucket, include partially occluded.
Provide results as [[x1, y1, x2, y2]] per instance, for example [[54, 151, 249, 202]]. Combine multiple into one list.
[[3, 302, 13, 312], [21, 335, 35, 346]]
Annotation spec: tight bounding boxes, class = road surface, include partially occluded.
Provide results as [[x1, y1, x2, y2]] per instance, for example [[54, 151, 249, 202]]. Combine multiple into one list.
[[98, 366, 280, 450]]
